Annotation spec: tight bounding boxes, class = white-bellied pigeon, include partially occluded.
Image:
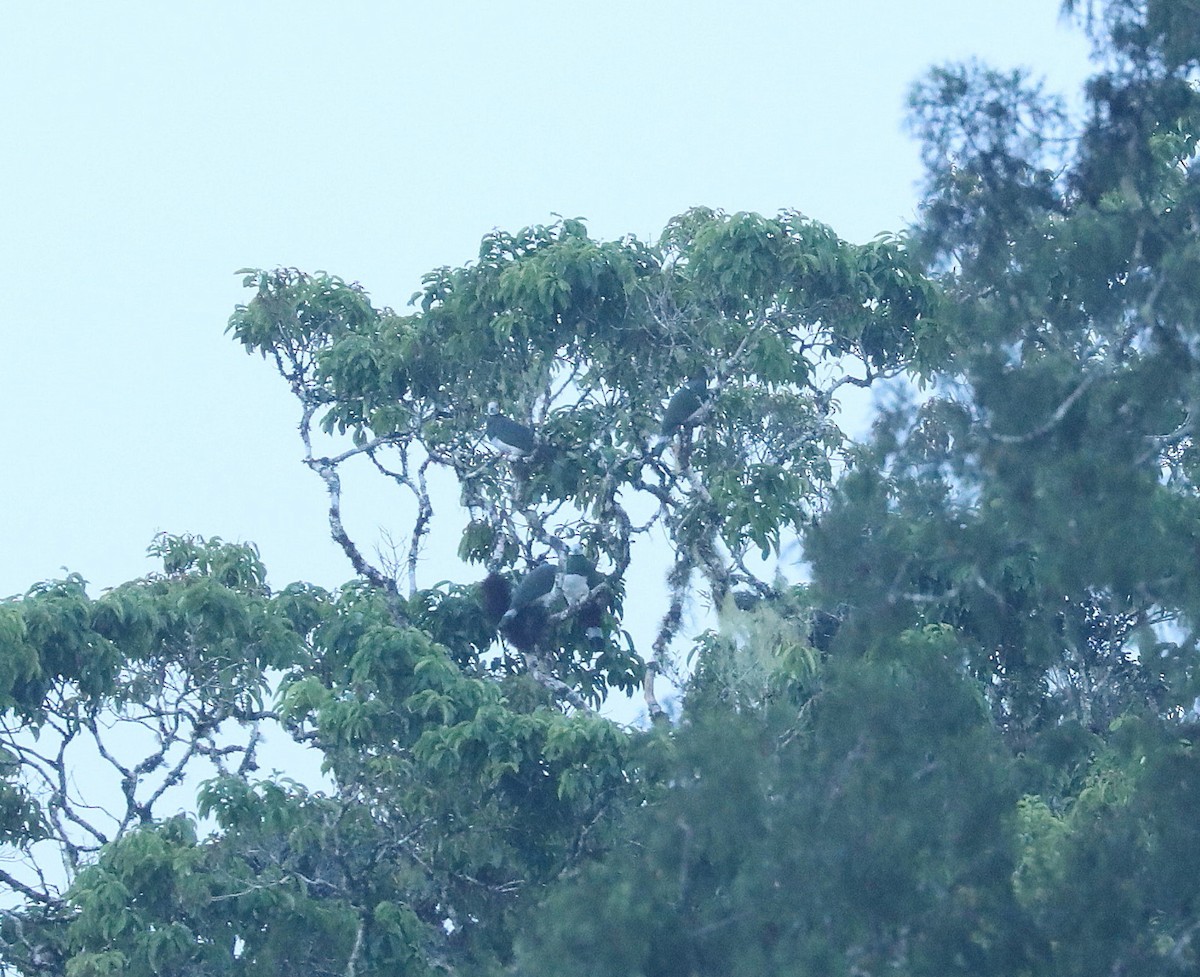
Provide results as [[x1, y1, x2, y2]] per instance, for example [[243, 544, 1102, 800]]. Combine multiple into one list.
[[561, 543, 608, 648], [560, 543, 600, 607]]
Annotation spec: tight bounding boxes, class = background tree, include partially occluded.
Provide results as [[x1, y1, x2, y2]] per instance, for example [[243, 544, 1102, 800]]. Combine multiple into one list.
[[807, 0, 1200, 735], [800, 1, 1200, 972], [517, 626, 1037, 977]]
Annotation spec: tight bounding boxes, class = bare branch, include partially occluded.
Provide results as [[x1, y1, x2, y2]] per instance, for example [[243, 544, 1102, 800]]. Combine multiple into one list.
[[307, 457, 400, 599], [988, 373, 1093, 445], [0, 867, 62, 908], [407, 456, 435, 597]]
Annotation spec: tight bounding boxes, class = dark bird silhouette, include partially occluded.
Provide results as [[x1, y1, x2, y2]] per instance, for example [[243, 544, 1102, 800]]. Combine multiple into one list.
[[809, 609, 842, 654], [498, 561, 558, 651], [500, 561, 558, 625], [652, 375, 710, 458], [485, 402, 536, 459]]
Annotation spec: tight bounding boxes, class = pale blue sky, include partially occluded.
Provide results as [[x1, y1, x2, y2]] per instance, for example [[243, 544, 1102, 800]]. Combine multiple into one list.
[[1, 2, 1094, 598]]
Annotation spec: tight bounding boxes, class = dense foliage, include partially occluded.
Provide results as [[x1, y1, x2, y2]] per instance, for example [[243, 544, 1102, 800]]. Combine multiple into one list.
[[2, 1, 1200, 974]]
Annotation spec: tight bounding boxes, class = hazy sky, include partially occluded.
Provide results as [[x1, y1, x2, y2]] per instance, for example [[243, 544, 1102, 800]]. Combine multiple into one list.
[[1, 3, 1095, 600]]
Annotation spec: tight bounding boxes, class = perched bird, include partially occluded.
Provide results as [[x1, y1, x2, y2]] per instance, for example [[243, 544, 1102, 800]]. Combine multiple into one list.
[[485, 402, 536, 459], [498, 547, 612, 652], [808, 609, 842, 654], [733, 590, 762, 612], [660, 375, 709, 438], [498, 560, 558, 652], [560, 543, 600, 607], [499, 561, 559, 626], [652, 375, 710, 458], [561, 543, 609, 649]]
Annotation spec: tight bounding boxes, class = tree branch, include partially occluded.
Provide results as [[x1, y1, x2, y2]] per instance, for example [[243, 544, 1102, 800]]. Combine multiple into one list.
[[988, 373, 1093, 444], [307, 457, 400, 600]]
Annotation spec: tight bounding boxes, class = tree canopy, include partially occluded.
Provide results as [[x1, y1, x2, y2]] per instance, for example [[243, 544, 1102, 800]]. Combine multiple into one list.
[[5, 2, 1200, 974]]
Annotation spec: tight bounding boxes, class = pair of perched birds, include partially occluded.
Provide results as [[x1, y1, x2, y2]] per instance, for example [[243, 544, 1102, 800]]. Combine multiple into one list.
[[484, 374, 710, 461], [484, 543, 605, 653], [500, 544, 598, 622]]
